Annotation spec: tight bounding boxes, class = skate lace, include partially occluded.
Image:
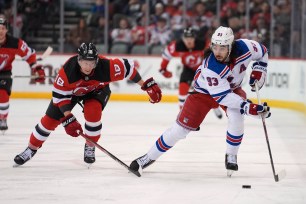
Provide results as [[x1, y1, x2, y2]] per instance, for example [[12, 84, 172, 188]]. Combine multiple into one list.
[[20, 148, 34, 160], [138, 154, 152, 167], [227, 154, 237, 164], [84, 145, 95, 158]]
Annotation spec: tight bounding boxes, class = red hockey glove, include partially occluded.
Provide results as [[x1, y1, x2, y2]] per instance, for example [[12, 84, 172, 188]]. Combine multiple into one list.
[[249, 62, 267, 92], [159, 68, 172, 78], [141, 77, 162, 103], [240, 101, 271, 118], [61, 113, 83, 137], [31, 64, 46, 83]]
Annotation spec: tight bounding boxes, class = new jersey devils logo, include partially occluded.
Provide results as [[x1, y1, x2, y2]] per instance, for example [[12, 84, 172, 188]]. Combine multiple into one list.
[[73, 85, 96, 96], [0, 54, 9, 70]]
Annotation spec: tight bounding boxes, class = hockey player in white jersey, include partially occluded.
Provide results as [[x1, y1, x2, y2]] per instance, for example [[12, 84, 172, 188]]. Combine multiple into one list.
[[130, 26, 271, 176]]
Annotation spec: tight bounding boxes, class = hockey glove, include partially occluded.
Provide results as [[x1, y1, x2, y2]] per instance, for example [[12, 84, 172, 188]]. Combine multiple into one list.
[[240, 101, 271, 118], [61, 113, 83, 137], [141, 77, 162, 103], [159, 68, 172, 78], [31, 64, 46, 83], [249, 62, 267, 92]]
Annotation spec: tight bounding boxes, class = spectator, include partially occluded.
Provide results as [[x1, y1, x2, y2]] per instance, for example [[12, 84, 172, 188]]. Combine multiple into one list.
[[111, 17, 132, 44], [149, 17, 172, 46], [65, 18, 91, 52], [190, 1, 214, 29], [88, 0, 107, 27], [123, 0, 143, 23], [150, 2, 170, 27], [131, 15, 148, 45], [91, 16, 107, 44], [20, 0, 43, 37]]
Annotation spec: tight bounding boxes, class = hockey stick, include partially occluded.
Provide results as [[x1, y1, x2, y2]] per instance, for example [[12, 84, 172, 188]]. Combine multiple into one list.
[[12, 75, 56, 79], [79, 132, 141, 177], [0, 75, 56, 79], [37, 46, 53, 61], [14, 46, 53, 61], [255, 82, 286, 182]]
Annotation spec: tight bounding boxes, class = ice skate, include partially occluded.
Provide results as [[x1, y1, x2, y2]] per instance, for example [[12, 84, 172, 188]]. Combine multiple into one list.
[[213, 108, 223, 119], [84, 144, 95, 168], [130, 154, 155, 176], [225, 154, 238, 177], [0, 119, 8, 135], [14, 147, 37, 167]]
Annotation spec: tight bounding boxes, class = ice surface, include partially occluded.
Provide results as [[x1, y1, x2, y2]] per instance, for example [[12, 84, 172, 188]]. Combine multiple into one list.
[[1, 99, 306, 204]]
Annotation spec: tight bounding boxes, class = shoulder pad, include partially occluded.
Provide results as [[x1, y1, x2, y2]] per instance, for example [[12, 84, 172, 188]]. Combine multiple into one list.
[[204, 54, 230, 78]]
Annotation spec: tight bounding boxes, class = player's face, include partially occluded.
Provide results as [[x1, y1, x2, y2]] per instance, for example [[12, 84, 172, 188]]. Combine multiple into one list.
[[211, 44, 229, 62], [78, 59, 96, 75], [183, 37, 195, 49], [0, 25, 8, 42]]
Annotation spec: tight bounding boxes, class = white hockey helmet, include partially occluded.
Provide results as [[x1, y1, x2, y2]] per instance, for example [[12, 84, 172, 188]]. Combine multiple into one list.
[[211, 26, 234, 51]]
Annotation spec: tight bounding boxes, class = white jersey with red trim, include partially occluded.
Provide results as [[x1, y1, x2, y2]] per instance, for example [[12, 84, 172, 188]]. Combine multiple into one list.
[[193, 39, 268, 109]]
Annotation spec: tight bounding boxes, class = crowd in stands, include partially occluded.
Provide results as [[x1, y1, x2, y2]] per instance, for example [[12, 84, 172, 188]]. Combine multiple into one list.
[[0, 0, 296, 57]]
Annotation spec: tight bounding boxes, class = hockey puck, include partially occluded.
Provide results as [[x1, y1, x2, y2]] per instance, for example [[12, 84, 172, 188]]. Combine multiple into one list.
[[242, 185, 251, 189]]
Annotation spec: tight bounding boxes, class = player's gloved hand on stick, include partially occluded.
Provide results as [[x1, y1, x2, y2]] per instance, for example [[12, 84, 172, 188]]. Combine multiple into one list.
[[159, 68, 172, 78], [249, 61, 267, 92], [31, 64, 46, 83], [240, 100, 271, 118], [141, 77, 162, 103], [61, 113, 83, 137]]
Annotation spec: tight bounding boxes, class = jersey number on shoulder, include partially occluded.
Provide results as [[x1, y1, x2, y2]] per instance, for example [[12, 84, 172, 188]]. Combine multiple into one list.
[[251, 42, 258, 52], [55, 76, 64, 86], [206, 77, 218, 86], [20, 41, 28, 52]]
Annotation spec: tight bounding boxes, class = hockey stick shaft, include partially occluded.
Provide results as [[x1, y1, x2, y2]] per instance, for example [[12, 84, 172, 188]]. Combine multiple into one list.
[[12, 75, 56, 79], [0, 75, 55, 79], [79, 132, 141, 177], [37, 46, 53, 61], [255, 82, 279, 182]]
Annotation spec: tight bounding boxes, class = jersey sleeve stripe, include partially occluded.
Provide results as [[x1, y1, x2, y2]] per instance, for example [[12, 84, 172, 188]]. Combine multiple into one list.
[[260, 44, 268, 57], [123, 58, 131, 78], [235, 51, 251, 65], [162, 49, 172, 60], [220, 66, 230, 78], [52, 87, 73, 96], [193, 69, 201, 80]]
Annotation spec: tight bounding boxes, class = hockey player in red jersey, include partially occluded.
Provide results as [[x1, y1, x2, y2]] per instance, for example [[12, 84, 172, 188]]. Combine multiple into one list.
[[159, 27, 222, 118], [130, 26, 271, 177], [14, 42, 162, 166], [0, 17, 45, 132]]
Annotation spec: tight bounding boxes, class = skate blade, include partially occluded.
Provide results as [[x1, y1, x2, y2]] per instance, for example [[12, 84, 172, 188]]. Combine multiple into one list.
[[214, 109, 223, 119], [85, 163, 93, 169], [13, 163, 21, 168], [227, 170, 234, 177], [128, 167, 142, 177]]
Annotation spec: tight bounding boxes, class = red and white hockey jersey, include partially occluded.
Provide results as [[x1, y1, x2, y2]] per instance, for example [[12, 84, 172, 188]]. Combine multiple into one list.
[[0, 35, 37, 72], [52, 55, 140, 113], [161, 39, 209, 71]]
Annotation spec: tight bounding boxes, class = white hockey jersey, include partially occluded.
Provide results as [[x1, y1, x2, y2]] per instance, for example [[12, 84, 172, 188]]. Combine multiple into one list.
[[194, 39, 268, 109]]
